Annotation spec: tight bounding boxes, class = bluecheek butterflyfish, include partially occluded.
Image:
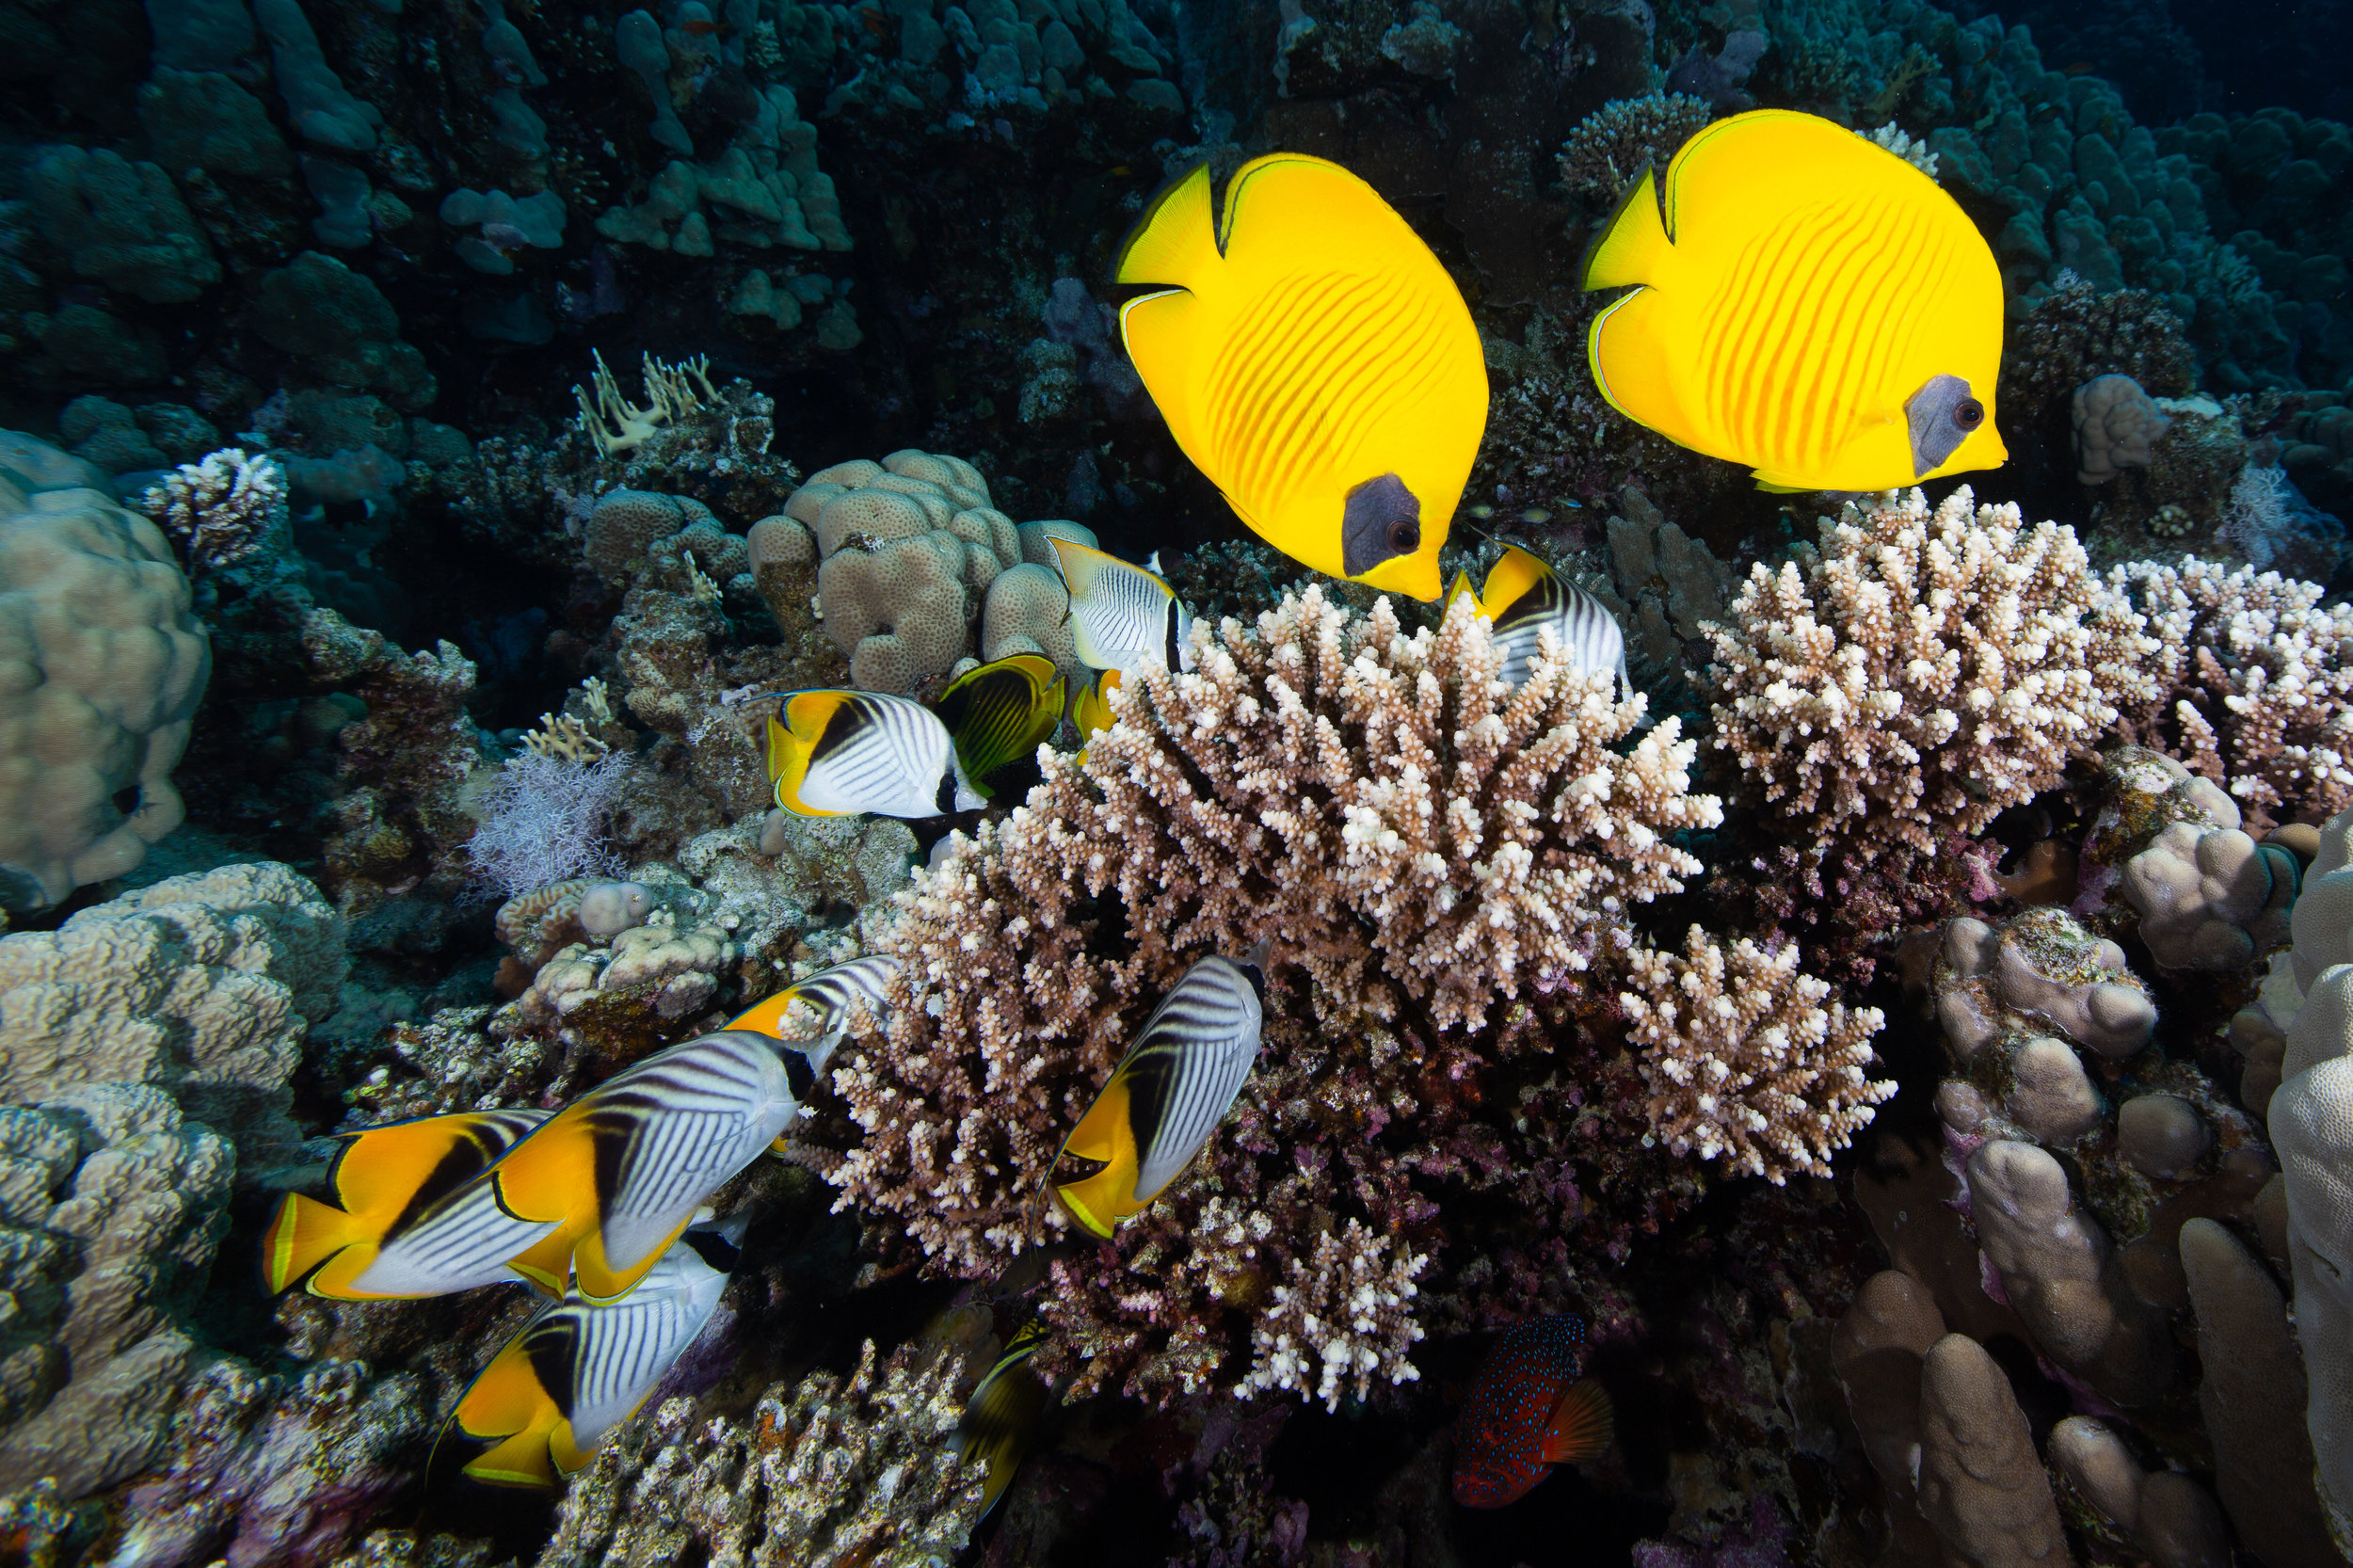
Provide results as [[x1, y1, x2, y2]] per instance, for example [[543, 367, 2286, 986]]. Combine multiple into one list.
[[1049, 953, 1267, 1238], [1579, 108, 2008, 493], [1112, 154, 1487, 600]]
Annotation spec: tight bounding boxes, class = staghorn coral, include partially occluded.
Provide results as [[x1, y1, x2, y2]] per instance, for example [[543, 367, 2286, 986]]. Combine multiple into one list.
[[2111, 555, 2353, 826], [796, 585, 1720, 1402], [1705, 486, 2157, 857], [1622, 926, 1894, 1185], [532, 1336, 984, 1567], [138, 448, 284, 572]]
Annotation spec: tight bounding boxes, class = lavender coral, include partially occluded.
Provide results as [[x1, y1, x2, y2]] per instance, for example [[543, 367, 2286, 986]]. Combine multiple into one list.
[[1705, 487, 2156, 856], [1624, 926, 1894, 1184], [794, 586, 1721, 1402]]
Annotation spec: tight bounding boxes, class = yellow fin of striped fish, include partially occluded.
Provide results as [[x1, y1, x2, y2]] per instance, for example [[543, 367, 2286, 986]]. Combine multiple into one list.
[[1051, 1073, 1140, 1239], [455, 1339, 568, 1488], [1067, 667, 1120, 744], [1473, 547, 1553, 621], [935, 653, 1064, 787], [961, 1318, 1051, 1516]]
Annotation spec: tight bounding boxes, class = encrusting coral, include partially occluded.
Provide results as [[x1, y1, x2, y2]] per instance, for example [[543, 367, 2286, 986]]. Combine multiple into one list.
[[1622, 925, 1894, 1185], [794, 584, 1721, 1403], [1706, 486, 2157, 858]]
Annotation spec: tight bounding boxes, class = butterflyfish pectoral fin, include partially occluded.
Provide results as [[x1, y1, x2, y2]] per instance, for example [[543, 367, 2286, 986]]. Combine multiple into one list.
[[1540, 1378, 1614, 1464]]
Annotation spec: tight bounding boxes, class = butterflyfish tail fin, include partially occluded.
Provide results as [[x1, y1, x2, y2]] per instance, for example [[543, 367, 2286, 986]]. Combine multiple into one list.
[[1541, 1378, 1614, 1464], [1579, 166, 1670, 292], [1480, 548, 1553, 618], [455, 1334, 566, 1487], [460, 1429, 564, 1489], [264, 1192, 360, 1294], [1050, 1160, 1128, 1240], [1446, 568, 1478, 611], [1114, 162, 1219, 290]]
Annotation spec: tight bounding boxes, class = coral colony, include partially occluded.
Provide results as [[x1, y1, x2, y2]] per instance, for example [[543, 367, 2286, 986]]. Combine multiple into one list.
[[9, 0, 2353, 1561]]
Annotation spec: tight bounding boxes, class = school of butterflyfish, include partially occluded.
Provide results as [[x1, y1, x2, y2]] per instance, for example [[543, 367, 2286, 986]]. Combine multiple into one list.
[[266, 109, 2002, 1506]]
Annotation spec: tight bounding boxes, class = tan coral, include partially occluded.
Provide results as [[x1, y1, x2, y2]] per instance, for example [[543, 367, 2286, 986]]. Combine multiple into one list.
[[1237, 1218, 1426, 1411], [1705, 486, 2156, 856], [1623, 925, 1893, 1184]]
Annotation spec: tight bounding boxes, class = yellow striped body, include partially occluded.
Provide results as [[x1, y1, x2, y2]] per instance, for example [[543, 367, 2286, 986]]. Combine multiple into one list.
[[1116, 155, 1486, 601], [1582, 110, 2007, 492]]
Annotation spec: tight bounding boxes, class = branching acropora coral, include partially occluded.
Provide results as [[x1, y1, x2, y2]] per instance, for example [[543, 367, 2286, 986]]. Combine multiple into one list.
[[139, 447, 282, 570], [1705, 487, 2157, 855], [1623, 925, 1894, 1184], [2111, 555, 2353, 823], [795, 586, 1721, 1402]]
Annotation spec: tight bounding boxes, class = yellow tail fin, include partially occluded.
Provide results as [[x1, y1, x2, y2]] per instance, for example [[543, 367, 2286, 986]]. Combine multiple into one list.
[[263, 1192, 360, 1294], [1580, 167, 1671, 292], [461, 1427, 563, 1489]]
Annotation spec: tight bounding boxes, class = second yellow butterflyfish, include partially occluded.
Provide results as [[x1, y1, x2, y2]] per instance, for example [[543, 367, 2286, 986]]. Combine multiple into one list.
[[1580, 109, 2008, 493], [1113, 154, 1487, 601]]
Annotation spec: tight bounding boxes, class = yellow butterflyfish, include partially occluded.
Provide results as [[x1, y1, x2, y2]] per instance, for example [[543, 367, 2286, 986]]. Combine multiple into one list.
[[1049, 953, 1266, 1238], [1580, 109, 2008, 493], [1112, 154, 1487, 601]]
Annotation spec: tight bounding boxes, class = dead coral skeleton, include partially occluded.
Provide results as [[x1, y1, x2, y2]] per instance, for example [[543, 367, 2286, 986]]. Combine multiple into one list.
[[570, 350, 720, 457], [1705, 487, 2157, 856], [1623, 925, 1894, 1184]]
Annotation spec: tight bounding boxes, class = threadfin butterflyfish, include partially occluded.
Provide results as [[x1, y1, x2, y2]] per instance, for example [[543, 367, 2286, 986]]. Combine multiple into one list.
[[263, 1109, 558, 1300], [1452, 1316, 1613, 1508], [950, 1316, 1050, 1517], [1113, 155, 1486, 600], [1579, 109, 2007, 493], [1047, 538, 1194, 678], [487, 1029, 802, 1301], [765, 689, 986, 820], [1446, 548, 1630, 693], [1049, 953, 1267, 1238], [450, 1224, 738, 1487], [933, 653, 1065, 789], [724, 953, 903, 1091]]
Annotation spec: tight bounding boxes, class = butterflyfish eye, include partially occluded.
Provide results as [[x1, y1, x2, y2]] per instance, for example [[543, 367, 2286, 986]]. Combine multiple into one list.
[[1389, 520, 1420, 552], [1953, 398, 1985, 431]]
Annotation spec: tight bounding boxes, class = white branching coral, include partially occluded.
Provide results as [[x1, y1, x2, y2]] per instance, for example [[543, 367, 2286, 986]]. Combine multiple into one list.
[[138, 447, 282, 570], [2111, 555, 2353, 822], [1624, 925, 1893, 1184], [1556, 92, 1714, 209], [1240, 1220, 1427, 1411], [1705, 487, 2157, 855]]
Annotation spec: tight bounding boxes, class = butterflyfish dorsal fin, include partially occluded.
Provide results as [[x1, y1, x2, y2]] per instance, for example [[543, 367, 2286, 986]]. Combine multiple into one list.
[[1114, 162, 1219, 292]]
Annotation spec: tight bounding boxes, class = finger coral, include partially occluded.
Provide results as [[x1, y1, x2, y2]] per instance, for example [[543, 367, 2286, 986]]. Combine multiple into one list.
[[1623, 926, 1894, 1184], [795, 585, 1721, 1402], [1705, 486, 2157, 856], [2111, 555, 2353, 825]]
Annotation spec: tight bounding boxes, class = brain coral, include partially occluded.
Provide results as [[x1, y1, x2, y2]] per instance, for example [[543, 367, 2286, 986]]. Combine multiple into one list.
[[793, 586, 1722, 1403], [0, 451, 212, 910]]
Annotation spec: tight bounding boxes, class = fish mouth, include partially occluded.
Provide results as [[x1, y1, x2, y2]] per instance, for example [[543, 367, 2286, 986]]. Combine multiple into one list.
[[1353, 546, 1444, 601]]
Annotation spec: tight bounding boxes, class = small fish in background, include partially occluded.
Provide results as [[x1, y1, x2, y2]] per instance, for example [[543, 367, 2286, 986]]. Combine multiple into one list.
[[1447, 546, 1630, 693], [1580, 108, 2007, 493], [1050, 951, 1267, 1238], [765, 689, 987, 820], [725, 952, 904, 1087], [1451, 1316, 1613, 1508], [931, 652, 1066, 795], [1113, 153, 1487, 600], [950, 1314, 1052, 1517], [1048, 537, 1196, 678], [263, 1109, 556, 1300], [488, 1028, 806, 1301], [448, 1221, 742, 1488]]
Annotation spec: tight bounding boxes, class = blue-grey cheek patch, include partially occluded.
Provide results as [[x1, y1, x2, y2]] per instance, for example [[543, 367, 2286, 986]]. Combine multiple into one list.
[[1907, 374, 1980, 476], [1342, 472, 1421, 577]]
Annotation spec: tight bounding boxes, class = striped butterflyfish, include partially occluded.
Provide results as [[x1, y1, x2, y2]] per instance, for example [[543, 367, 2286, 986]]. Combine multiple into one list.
[[765, 689, 986, 820], [1048, 537, 1195, 678], [449, 1224, 739, 1487], [1112, 154, 1486, 600], [932, 653, 1065, 790], [950, 1315, 1050, 1517], [1579, 109, 2007, 493], [263, 1108, 558, 1300], [724, 952, 904, 1091], [1049, 953, 1267, 1238], [1447, 547, 1630, 694], [488, 1029, 802, 1301]]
